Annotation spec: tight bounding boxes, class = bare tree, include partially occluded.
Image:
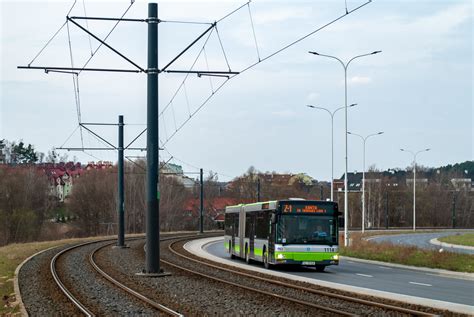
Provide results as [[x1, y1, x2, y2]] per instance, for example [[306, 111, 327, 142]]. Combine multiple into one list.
[[0, 166, 51, 246]]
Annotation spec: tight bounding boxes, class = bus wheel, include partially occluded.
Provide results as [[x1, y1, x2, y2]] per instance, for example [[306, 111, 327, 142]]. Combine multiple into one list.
[[263, 251, 270, 269], [315, 265, 326, 272], [245, 246, 251, 264]]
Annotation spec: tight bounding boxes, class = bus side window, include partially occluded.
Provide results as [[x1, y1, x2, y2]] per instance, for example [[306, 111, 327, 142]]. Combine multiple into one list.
[[255, 211, 270, 239]]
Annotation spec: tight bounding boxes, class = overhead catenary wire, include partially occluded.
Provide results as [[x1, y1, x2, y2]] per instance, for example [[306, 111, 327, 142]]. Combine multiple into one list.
[[247, 2, 261, 62], [23, 0, 372, 165], [60, 125, 80, 148], [78, 0, 136, 74], [203, 47, 214, 93], [159, 28, 215, 117], [66, 18, 84, 148], [237, 0, 372, 75], [28, 21, 67, 67], [159, 0, 372, 145], [82, 0, 94, 56], [214, 25, 231, 72]]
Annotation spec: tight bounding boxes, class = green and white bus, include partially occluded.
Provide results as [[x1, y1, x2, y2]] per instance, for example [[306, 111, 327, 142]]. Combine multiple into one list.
[[224, 199, 340, 271]]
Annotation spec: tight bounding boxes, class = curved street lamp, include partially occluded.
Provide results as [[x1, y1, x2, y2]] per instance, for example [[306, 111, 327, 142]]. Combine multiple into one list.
[[400, 148, 430, 231], [309, 50, 381, 246], [348, 131, 384, 233], [306, 103, 357, 201]]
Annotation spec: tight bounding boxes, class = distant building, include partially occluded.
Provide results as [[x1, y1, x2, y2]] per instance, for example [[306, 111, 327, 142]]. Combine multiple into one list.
[[161, 163, 197, 188], [450, 178, 472, 190]]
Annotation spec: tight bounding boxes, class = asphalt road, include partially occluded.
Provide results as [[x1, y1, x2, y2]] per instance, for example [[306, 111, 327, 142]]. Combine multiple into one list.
[[205, 240, 474, 307], [369, 231, 474, 255]]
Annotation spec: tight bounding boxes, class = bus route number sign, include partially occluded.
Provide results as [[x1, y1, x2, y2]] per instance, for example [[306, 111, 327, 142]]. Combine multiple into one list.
[[282, 204, 326, 213]]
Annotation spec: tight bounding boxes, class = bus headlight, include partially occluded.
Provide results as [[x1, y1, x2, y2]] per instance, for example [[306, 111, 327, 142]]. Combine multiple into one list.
[[332, 254, 339, 260], [276, 253, 285, 259]]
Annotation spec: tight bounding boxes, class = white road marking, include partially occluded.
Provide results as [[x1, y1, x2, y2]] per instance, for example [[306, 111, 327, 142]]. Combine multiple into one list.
[[409, 282, 432, 287], [378, 266, 392, 269], [356, 273, 373, 278]]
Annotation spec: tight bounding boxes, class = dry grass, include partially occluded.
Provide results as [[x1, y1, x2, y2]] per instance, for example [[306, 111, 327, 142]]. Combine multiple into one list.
[[340, 232, 474, 273], [438, 233, 474, 247], [0, 236, 120, 315]]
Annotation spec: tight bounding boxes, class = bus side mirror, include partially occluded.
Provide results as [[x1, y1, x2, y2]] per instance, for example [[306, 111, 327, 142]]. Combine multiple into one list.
[[271, 214, 277, 224]]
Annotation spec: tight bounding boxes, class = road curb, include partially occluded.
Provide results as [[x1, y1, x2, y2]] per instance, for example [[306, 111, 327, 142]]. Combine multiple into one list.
[[340, 256, 474, 280], [13, 245, 61, 317], [186, 236, 474, 315], [430, 238, 474, 251]]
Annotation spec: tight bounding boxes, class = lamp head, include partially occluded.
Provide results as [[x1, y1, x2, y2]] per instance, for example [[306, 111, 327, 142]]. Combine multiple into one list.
[[425, 148, 430, 151], [349, 103, 357, 107], [400, 149, 405, 152], [306, 105, 315, 108], [308, 51, 319, 55], [378, 132, 384, 135], [372, 50, 382, 55]]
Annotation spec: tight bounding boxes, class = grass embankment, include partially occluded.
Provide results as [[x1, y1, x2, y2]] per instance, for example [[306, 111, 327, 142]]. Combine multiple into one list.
[[0, 237, 106, 316], [438, 233, 474, 247], [340, 233, 474, 273]]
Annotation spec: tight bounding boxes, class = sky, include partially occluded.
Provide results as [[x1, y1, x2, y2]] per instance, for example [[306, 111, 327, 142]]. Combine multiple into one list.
[[1, 0, 472, 182]]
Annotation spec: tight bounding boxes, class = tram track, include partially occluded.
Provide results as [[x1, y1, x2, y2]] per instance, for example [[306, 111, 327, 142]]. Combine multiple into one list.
[[164, 236, 441, 316], [51, 236, 184, 316]]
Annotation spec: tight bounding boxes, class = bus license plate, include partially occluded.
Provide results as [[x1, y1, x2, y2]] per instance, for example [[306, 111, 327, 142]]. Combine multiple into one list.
[[302, 261, 315, 265]]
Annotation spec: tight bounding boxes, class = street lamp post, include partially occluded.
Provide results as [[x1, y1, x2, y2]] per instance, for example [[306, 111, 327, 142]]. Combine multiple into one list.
[[309, 50, 381, 246], [306, 104, 357, 202], [348, 131, 384, 233], [400, 148, 430, 231]]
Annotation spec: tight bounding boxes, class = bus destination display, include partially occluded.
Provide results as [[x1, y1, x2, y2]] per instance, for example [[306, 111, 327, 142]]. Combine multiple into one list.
[[282, 204, 328, 213]]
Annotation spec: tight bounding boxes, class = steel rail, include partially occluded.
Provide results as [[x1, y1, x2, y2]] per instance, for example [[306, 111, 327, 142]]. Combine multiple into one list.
[[167, 238, 436, 317], [50, 235, 193, 316], [89, 240, 183, 317], [50, 240, 102, 317], [162, 239, 355, 316]]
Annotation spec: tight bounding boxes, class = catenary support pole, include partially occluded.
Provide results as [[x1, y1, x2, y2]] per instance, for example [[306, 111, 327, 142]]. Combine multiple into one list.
[[257, 178, 261, 201], [200, 168, 204, 234], [145, 3, 160, 274], [117, 115, 125, 246]]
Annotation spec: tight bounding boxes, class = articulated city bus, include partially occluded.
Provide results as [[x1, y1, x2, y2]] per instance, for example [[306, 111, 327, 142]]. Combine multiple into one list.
[[224, 199, 340, 271]]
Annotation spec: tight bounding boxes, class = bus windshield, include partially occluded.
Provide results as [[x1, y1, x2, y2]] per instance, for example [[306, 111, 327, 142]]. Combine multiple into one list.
[[277, 215, 337, 245]]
